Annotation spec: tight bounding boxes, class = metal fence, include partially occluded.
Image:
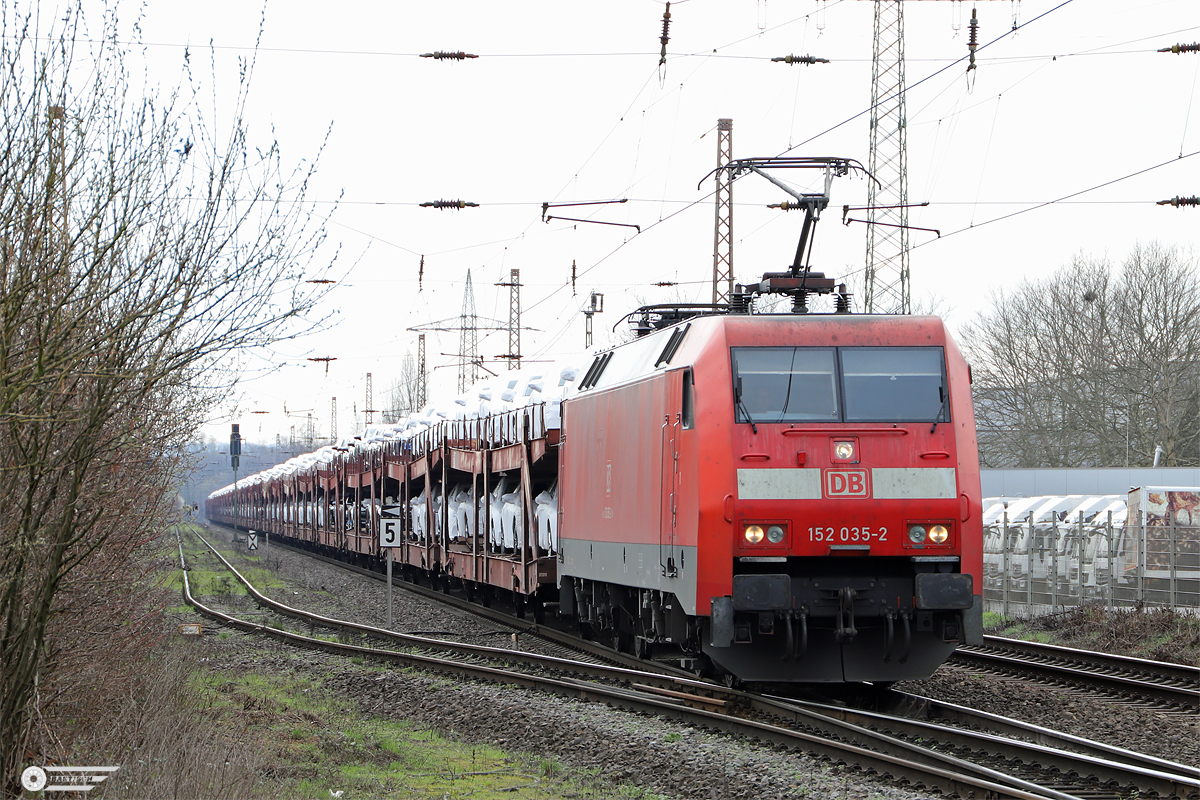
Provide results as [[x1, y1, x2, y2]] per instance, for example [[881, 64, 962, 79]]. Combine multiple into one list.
[[983, 511, 1200, 616]]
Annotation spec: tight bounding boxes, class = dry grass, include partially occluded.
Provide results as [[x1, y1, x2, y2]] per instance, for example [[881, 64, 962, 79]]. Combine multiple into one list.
[[23, 530, 264, 799], [999, 604, 1200, 666], [53, 637, 262, 799]]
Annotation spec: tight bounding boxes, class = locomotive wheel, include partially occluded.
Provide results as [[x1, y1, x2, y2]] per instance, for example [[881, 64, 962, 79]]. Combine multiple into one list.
[[634, 636, 648, 660]]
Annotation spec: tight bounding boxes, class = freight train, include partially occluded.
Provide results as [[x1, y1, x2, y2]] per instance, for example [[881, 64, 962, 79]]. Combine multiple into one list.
[[207, 158, 984, 685], [207, 306, 983, 684]]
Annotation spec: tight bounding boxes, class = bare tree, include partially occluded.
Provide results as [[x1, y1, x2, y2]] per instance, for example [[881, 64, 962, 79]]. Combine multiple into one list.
[[383, 350, 420, 421], [1110, 243, 1200, 466], [0, 5, 332, 791], [962, 245, 1200, 468]]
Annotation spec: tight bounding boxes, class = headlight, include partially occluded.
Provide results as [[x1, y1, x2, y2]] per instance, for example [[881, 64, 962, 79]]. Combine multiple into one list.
[[908, 524, 927, 543], [744, 524, 764, 544], [833, 440, 855, 460], [929, 524, 949, 544], [766, 525, 785, 543]]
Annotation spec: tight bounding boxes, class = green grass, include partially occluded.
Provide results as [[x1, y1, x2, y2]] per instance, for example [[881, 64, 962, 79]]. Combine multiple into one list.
[[187, 652, 666, 798], [173, 523, 674, 799], [164, 526, 287, 600], [981, 610, 1006, 630]]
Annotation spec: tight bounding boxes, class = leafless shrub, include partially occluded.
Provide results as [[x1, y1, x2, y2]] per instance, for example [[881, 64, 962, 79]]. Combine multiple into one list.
[[45, 632, 262, 800]]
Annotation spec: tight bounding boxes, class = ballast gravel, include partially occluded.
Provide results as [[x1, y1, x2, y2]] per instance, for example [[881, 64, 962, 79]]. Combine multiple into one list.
[[323, 664, 933, 800], [201, 529, 1199, 798]]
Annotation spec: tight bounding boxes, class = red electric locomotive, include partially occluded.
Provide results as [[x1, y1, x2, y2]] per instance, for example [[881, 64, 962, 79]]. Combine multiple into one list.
[[557, 309, 983, 684], [556, 156, 982, 683]]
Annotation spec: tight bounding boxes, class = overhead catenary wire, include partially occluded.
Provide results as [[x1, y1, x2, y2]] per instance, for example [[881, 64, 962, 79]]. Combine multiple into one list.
[[1176, 42, 1200, 157], [969, 94, 1003, 228], [914, 148, 1200, 249], [777, 0, 1080, 161], [176, 3, 1200, 432], [526, 0, 1084, 333]]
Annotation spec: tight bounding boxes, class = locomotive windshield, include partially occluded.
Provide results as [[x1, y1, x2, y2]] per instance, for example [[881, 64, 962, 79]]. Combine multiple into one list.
[[731, 348, 838, 422], [732, 346, 948, 424]]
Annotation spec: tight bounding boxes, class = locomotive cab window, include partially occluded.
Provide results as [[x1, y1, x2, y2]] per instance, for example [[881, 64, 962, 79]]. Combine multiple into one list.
[[681, 368, 695, 429], [731, 347, 837, 423], [730, 346, 949, 424], [840, 347, 948, 423]]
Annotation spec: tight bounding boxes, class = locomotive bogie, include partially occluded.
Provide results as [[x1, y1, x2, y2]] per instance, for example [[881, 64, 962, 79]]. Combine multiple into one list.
[[559, 576, 700, 657]]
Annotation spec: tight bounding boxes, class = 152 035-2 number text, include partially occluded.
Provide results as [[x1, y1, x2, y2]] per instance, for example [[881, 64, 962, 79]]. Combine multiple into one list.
[[808, 526, 887, 542]]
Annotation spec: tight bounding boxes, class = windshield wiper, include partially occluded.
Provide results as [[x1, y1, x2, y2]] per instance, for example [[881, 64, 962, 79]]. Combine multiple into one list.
[[930, 386, 949, 433], [735, 377, 758, 435]]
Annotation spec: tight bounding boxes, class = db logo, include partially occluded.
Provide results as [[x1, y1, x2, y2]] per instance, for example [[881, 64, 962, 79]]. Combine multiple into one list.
[[824, 469, 870, 498]]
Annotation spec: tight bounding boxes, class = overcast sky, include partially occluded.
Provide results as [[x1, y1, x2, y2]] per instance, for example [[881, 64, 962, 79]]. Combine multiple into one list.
[[97, 0, 1200, 447]]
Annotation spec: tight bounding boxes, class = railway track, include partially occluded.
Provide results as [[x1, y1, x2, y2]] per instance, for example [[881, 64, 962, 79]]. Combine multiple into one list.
[[204, 526, 699, 678], [180, 529, 1200, 800], [183, 530, 715, 696], [952, 636, 1200, 711], [776, 692, 1200, 800]]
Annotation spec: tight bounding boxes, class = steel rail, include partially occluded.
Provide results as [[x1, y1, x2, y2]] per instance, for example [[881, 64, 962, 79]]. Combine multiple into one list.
[[889, 692, 1200, 780], [952, 639, 1200, 710], [766, 694, 1200, 799], [173, 532, 1073, 800], [187, 530, 718, 698], [190, 528, 1196, 797], [219, 525, 696, 679], [980, 635, 1200, 688]]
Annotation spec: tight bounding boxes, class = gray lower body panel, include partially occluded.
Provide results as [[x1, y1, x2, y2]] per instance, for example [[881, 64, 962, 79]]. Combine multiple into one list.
[[559, 538, 698, 614]]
